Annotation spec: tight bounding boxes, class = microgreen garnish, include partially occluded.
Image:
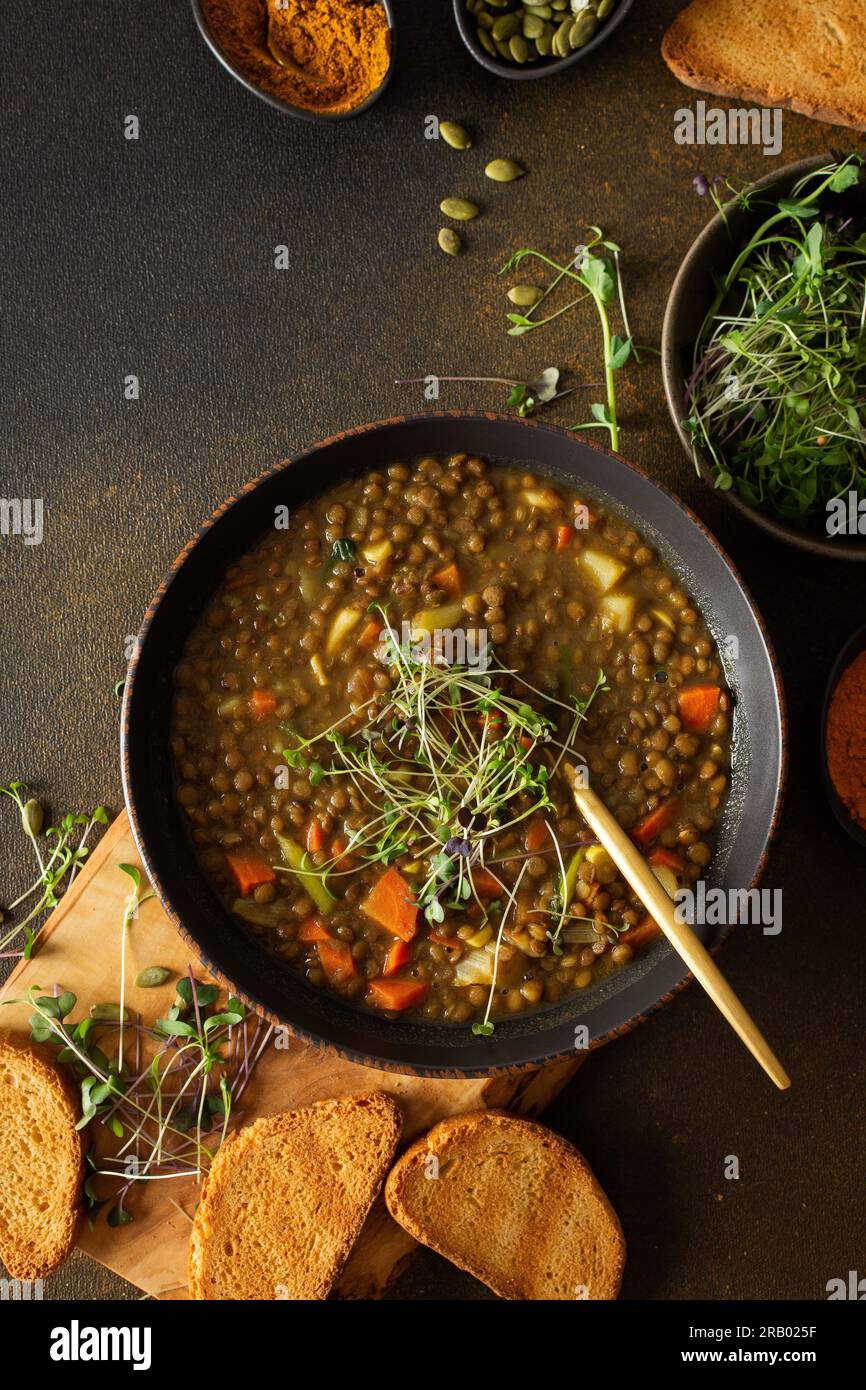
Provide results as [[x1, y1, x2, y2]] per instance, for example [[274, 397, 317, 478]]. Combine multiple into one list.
[[3, 961, 269, 1224], [472, 859, 530, 1038], [0, 780, 108, 958], [685, 154, 866, 524], [280, 609, 607, 938], [501, 228, 636, 450], [324, 537, 357, 576], [394, 367, 575, 418]]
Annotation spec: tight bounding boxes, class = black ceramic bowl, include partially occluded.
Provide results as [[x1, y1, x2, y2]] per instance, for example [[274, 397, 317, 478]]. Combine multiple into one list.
[[820, 623, 866, 849], [662, 154, 866, 562], [190, 0, 395, 121], [452, 0, 633, 80], [122, 413, 786, 1077]]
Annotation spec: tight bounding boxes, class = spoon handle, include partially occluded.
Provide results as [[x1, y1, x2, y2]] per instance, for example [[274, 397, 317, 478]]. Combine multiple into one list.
[[564, 766, 791, 1091]]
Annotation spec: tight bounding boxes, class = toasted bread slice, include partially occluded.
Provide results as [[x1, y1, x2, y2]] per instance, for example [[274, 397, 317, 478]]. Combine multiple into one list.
[[0, 1030, 84, 1280], [662, 0, 866, 131], [385, 1109, 625, 1300], [189, 1091, 402, 1300]]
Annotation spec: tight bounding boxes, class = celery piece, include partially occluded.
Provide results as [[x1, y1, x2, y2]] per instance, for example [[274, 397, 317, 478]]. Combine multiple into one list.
[[563, 846, 586, 909], [274, 833, 336, 915], [232, 897, 286, 929]]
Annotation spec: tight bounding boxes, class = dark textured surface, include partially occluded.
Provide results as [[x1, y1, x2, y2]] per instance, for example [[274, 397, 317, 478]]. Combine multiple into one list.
[[1, 0, 863, 1302]]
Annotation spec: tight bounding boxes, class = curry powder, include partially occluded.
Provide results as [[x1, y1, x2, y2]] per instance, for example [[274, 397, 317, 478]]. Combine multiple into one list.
[[202, 0, 391, 114]]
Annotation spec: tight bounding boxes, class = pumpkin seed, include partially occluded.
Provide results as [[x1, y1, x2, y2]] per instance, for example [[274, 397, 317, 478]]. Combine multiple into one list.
[[135, 966, 172, 989], [494, 38, 512, 59], [440, 120, 472, 150], [569, 12, 598, 45], [484, 158, 525, 182], [477, 26, 497, 56], [492, 11, 521, 39], [438, 227, 462, 256], [507, 284, 544, 307], [476, 10, 494, 29], [553, 15, 572, 55], [509, 33, 529, 61], [596, 0, 615, 17], [22, 797, 43, 837], [523, 13, 545, 39], [525, 3, 553, 16], [440, 196, 480, 221], [90, 1003, 131, 1022], [536, 27, 553, 54]]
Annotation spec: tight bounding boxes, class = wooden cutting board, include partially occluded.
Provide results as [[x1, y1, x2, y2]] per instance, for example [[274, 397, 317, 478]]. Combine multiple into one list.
[[0, 812, 581, 1299]]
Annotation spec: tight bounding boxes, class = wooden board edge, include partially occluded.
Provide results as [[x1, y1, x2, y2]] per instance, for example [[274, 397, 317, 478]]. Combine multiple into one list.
[[1, 812, 132, 998]]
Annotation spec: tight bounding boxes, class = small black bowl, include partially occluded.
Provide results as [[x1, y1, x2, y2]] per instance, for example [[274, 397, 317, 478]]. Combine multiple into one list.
[[452, 0, 633, 81], [190, 0, 395, 122], [122, 412, 786, 1078], [820, 623, 866, 849], [662, 153, 866, 562]]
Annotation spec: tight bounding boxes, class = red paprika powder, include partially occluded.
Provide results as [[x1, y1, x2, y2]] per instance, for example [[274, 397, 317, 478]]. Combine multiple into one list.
[[826, 650, 866, 830]]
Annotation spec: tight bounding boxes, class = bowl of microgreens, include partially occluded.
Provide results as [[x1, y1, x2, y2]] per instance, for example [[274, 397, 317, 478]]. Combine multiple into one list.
[[122, 413, 785, 1077], [662, 153, 866, 560]]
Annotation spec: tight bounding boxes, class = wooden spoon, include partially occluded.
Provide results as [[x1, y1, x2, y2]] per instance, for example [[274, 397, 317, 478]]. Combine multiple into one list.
[[563, 762, 791, 1091]]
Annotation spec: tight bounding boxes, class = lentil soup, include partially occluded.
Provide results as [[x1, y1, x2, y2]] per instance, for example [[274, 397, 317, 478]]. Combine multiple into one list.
[[171, 455, 732, 1027]]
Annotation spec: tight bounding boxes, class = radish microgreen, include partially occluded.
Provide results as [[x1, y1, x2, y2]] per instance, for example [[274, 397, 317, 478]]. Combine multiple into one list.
[[0, 780, 108, 957]]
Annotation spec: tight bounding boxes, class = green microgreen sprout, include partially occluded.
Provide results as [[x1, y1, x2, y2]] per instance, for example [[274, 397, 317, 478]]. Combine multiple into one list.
[[324, 537, 357, 577], [0, 780, 108, 957], [116, 864, 155, 1068], [472, 858, 530, 1038], [278, 608, 607, 957], [685, 154, 866, 526], [3, 937, 267, 1226], [394, 367, 578, 418], [500, 227, 636, 450]]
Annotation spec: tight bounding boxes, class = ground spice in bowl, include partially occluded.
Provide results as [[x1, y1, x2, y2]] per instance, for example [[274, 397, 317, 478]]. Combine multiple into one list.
[[200, 0, 391, 116], [825, 650, 866, 833]]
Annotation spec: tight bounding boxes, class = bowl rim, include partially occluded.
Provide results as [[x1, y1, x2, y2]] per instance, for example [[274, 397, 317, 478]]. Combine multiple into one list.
[[661, 151, 866, 562], [820, 621, 866, 850], [121, 411, 787, 1077], [189, 0, 396, 122], [451, 0, 634, 81]]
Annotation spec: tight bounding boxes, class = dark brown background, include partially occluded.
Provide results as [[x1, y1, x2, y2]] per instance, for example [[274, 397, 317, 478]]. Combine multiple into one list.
[[1, 0, 863, 1301]]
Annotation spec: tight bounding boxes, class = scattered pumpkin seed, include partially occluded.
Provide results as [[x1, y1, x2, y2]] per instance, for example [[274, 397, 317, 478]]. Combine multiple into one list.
[[507, 284, 544, 307], [22, 798, 43, 836], [90, 1003, 131, 1022], [439, 120, 472, 151], [135, 966, 172, 989], [440, 196, 480, 221], [438, 227, 462, 256], [485, 158, 525, 182]]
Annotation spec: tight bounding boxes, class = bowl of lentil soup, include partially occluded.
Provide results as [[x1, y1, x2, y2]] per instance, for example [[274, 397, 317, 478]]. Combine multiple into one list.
[[122, 413, 785, 1076]]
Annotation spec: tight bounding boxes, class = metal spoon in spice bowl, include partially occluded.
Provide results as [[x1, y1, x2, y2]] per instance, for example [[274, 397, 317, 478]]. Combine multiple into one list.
[[263, 0, 323, 80]]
